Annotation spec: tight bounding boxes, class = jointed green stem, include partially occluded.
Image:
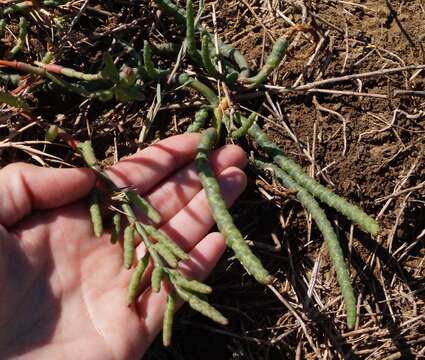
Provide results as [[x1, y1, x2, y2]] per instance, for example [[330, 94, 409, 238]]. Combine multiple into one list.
[[151, 42, 181, 55], [244, 38, 288, 89], [248, 123, 379, 236], [201, 34, 219, 77], [256, 160, 357, 328], [41, 51, 54, 64], [143, 41, 167, 80], [231, 112, 256, 139], [0, 1, 32, 16], [154, 0, 186, 24], [196, 128, 272, 284], [151, 266, 164, 292], [185, 0, 202, 65], [123, 224, 135, 269], [162, 292, 176, 346], [88, 190, 103, 238], [178, 74, 224, 134], [127, 253, 150, 305], [110, 213, 121, 244], [218, 42, 250, 78], [10, 17, 28, 58], [144, 225, 188, 261], [175, 286, 228, 325], [169, 269, 212, 294], [154, 0, 250, 77], [186, 108, 210, 133], [153, 243, 178, 268], [126, 190, 161, 224], [34, 61, 103, 81], [76, 140, 98, 168], [178, 73, 218, 105]]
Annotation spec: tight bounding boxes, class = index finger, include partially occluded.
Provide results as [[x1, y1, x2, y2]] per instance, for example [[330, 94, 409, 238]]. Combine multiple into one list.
[[106, 133, 201, 194]]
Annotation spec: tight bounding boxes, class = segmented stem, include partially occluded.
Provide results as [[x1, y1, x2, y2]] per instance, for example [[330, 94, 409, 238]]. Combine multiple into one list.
[[154, 0, 250, 77], [248, 123, 379, 236], [127, 253, 150, 305], [34, 62, 103, 81], [169, 269, 212, 294], [178, 73, 218, 105], [144, 225, 188, 261], [201, 34, 219, 77], [218, 42, 250, 78], [124, 224, 135, 269], [244, 38, 288, 89], [41, 51, 54, 64], [153, 243, 178, 268], [110, 213, 121, 244], [186, 108, 210, 133], [10, 17, 28, 57], [143, 41, 166, 80], [256, 160, 357, 328], [196, 128, 272, 284], [176, 286, 228, 325], [76, 140, 98, 169], [88, 190, 103, 237], [126, 190, 161, 224], [231, 112, 256, 139], [151, 266, 164, 292], [154, 0, 186, 24], [178, 74, 224, 133], [185, 0, 201, 64], [0, 1, 32, 16], [162, 292, 176, 346], [151, 42, 181, 55]]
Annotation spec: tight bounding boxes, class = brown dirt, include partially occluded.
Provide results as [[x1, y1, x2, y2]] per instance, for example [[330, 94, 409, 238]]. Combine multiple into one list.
[[1, 0, 425, 359]]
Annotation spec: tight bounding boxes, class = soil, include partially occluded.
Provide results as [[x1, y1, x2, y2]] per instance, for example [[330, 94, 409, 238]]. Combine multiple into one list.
[[1, 0, 424, 359]]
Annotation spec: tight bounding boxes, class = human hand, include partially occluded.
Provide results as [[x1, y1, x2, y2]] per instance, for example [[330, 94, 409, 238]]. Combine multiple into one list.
[[0, 133, 247, 359]]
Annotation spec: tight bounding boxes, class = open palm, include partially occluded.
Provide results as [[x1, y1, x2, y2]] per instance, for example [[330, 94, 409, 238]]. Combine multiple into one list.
[[0, 134, 247, 359]]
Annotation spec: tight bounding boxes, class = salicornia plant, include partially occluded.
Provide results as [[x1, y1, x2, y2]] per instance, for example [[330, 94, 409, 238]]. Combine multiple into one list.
[[153, 0, 379, 329], [5, 0, 380, 341], [74, 139, 228, 346]]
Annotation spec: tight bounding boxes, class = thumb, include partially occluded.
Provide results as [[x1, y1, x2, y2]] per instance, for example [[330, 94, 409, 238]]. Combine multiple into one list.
[[0, 163, 95, 227]]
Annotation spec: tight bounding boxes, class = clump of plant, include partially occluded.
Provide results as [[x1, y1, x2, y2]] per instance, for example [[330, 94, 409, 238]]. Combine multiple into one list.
[[151, 0, 379, 331], [5, 0, 381, 345], [73, 138, 229, 347]]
